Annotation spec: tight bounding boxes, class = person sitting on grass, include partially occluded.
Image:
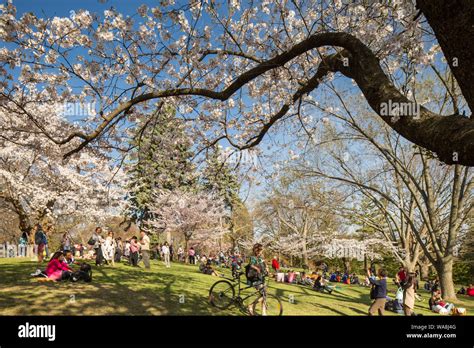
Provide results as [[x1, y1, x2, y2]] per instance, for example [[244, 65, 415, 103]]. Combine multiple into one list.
[[313, 274, 333, 294], [297, 271, 312, 286], [429, 290, 454, 314], [202, 259, 220, 276], [44, 251, 74, 281], [467, 285, 474, 297], [64, 250, 80, 266], [286, 270, 296, 283], [351, 273, 360, 285]]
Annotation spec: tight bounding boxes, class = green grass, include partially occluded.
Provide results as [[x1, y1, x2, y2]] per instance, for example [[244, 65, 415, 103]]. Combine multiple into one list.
[[0, 258, 473, 316]]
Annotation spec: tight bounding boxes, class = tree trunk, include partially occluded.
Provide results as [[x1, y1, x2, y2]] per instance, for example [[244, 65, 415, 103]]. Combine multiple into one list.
[[419, 262, 430, 280], [302, 225, 308, 266], [342, 257, 351, 273], [403, 259, 417, 273], [436, 258, 457, 300], [184, 238, 189, 264], [363, 254, 368, 272], [417, 0, 474, 113], [418, 257, 431, 280]]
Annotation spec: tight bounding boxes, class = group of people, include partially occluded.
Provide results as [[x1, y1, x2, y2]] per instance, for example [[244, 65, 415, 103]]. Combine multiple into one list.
[[31, 250, 92, 282], [89, 227, 151, 269], [88, 227, 210, 270]]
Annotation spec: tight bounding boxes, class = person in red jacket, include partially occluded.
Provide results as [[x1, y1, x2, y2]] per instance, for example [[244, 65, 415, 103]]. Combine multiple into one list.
[[45, 251, 73, 281], [467, 284, 474, 297], [271, 256, 280, 272]]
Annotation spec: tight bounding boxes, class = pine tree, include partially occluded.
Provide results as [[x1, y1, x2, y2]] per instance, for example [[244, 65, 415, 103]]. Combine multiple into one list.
[[201, 146, 240, 210], [200, 146, 253, 251], [125, 104, 196, 227]]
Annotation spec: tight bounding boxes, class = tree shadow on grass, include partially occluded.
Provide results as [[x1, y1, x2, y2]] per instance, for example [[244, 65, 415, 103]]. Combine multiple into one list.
[[0, 261, 231, 316]]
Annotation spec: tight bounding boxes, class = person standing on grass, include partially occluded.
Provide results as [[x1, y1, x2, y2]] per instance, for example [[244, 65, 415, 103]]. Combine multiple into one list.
[[271, 256, 280, 273], [367, 268, 388, 316], [104, 231, 116, 266], [162, 242, 171, 268], [44, 225, 52, 258], [130, 236, 140, 267], [139, 230, 150, 269], [34, 224, 46, 264], [92, 227, 105, 266], [169, 244, 174, 262], [61, 232, 72, 251], [403, 272, 416, 316], [177, 246, 184, 262], [188, 246, 195, 264], [247, 243, 269, 315], [115, 237, 123, 263], [396, 266, 407, 287], [19, 231, 28, 257]]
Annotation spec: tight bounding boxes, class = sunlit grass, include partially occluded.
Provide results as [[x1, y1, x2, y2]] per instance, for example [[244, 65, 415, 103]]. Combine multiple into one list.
[[0, 258, 472, 316]]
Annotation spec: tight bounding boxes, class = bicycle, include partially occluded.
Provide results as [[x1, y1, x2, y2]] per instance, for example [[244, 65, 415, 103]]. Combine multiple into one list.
[[208, 271, 283, 316]]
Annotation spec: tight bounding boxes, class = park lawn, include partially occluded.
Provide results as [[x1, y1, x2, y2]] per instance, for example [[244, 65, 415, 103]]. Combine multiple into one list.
[[0, 258, 473, 316]]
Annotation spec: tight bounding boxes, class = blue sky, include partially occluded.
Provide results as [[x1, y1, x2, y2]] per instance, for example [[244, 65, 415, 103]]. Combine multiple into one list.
[[7, 0, 459, 210]]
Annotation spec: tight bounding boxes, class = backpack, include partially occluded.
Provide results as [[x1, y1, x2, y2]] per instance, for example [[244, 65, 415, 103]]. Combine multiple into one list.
[[34, 231, 44, 245], [385, 299, 403, 314], [87, 236, 96, 246], [370, 285, 376, 299], [72, 263, 92, 282], [245, 263, 259, 283]]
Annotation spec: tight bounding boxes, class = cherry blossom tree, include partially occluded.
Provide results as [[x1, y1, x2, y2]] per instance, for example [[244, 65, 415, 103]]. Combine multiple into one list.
[[0, 0, 473, 166], [147, 189, 229, 255], [0, 102, 126, 234]]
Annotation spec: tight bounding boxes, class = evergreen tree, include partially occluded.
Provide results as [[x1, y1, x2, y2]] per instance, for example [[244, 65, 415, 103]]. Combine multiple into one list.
[[200, 146, 253, 251], [201, 146, 240, 210], [125, 104, 196, 227]]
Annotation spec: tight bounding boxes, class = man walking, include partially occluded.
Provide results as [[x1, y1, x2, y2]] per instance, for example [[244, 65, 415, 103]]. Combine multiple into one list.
[[139, 230, 151, 269]]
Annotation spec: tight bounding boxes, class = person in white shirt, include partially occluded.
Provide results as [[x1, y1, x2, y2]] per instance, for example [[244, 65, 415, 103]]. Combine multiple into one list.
[[103, 231, 116, 266], [139, 231, 151, 269], [177, 246, 184, 262], [162, 242, 171, 268]]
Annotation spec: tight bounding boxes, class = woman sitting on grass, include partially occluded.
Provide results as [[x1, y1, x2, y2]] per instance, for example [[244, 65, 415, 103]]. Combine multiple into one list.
[[313, 274, 333, 294], [44, 251, 73, 281], [202, 259, 220, 277], [429, 290, 454, 314]]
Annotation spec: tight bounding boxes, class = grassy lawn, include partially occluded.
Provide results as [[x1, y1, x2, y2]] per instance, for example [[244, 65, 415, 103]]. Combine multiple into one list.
[[0, 258, 473, 316]]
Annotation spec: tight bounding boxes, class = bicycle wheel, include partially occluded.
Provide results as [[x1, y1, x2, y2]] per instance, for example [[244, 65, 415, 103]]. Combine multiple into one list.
[[252, 294, 283, 316], [209, 280, 235, 309]]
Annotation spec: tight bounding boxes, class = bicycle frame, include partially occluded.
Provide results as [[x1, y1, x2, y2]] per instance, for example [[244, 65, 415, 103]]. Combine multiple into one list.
[[225, 273, 269, 305]]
